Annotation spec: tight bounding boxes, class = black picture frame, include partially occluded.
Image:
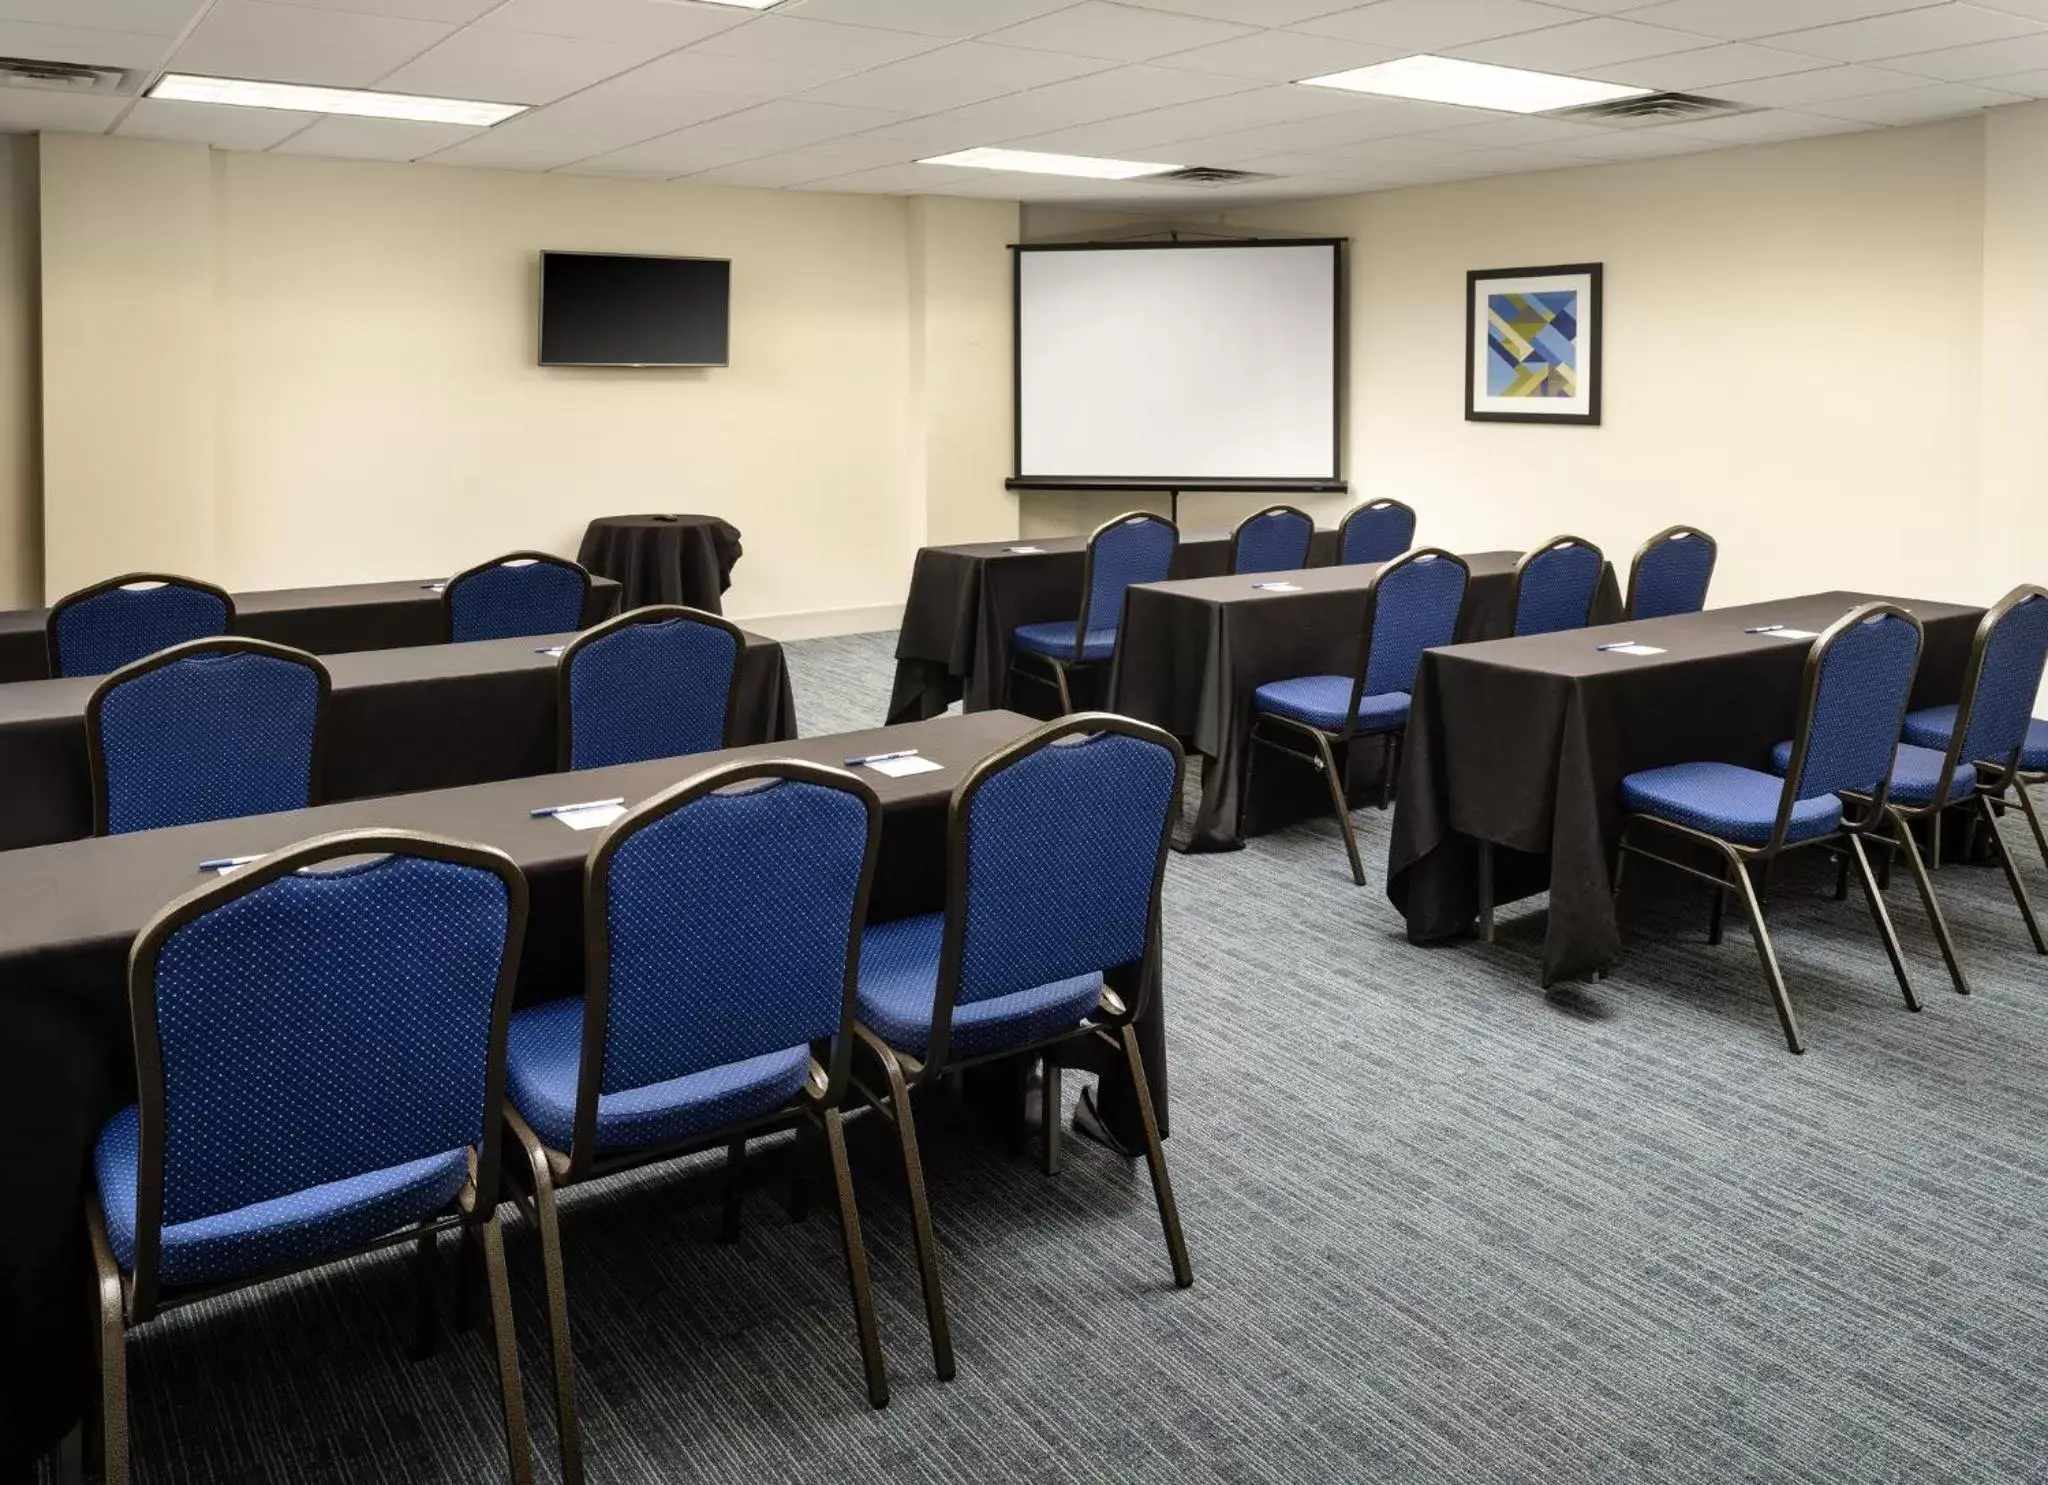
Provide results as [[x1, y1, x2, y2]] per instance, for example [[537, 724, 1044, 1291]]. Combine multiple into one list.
[[1465, 262, 1603, 426]]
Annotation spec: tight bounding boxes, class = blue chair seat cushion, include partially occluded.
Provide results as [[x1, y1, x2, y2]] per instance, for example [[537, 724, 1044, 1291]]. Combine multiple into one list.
[[93, 1104, 469, 1288], [1903, 704, 2048, 773], [1768, 739, 1975, 808], [505, 996, 810, 1154], [1252, 676, 1409, 734], [1013, 621, 1117, 664], [858, 913, 1104, 1059], [1621, 761, 1842, 847]]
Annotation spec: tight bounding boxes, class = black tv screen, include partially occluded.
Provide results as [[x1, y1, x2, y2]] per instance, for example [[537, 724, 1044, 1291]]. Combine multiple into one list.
[[539, 251, 730, 367]]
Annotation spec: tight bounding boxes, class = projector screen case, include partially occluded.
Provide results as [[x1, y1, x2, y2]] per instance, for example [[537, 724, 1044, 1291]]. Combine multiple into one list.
[[1008, 238, 1347, 492]]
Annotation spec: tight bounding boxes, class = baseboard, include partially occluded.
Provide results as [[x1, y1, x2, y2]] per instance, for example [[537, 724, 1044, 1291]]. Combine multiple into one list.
[[732, 602, 905, 642]]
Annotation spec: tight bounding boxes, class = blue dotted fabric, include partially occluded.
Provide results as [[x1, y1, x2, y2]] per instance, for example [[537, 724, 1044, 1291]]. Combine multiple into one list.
[[1253, 678, 1409, 735], [447, 559, 585, 642], [567, 616, 738, 770], [1080, 517, 1176, 635], [1770, 739, 1974, 808], [1956, 595, 2048, 770], [1513, 543, 1604, 637], [505, 998, 809, 1153], [53, 582, 230, 678], [1232, 510, 1315, 575], [1339, 505, 1416, 566], [1364, 555, 1469, 698], [1621, 760, 1842, 847], [1013, 622, 1117, 663], [1630, 533, 1717, 620], [857, 913, 1103, 1058], [1788, 612, 1921, 802], [599, 779, 868, 1093], [97, 649, 322, 835]]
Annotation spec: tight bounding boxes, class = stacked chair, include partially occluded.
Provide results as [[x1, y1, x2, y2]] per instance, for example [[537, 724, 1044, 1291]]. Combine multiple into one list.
[[1229, 504, 1315, 574], [1009, 511, 1177, 714]]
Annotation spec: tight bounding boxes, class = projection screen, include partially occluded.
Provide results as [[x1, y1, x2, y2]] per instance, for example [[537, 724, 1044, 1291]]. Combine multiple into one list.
[[1010, 240, 1345, 491]]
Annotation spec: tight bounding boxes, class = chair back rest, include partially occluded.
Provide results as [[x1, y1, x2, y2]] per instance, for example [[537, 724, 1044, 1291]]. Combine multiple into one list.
[[1953, 586, 2048, 772], [48, 573, 233, 679], [1362, 550, 1470, 700], [127, 832, 525, 1295], [561, 606, 742, 770], [88, 638, 330, 836], [1627, 525, 1717, 620], [1230, 505, 1315, 575], [935, 716, 1181, 1063], [1511, 535, 1605, 636], [1339, 499, 1417, 565], [445, 551, 590, 642], [1780, 604, 1923, 813], [1077, 512, 1178, 638], [585, 762, 879, 1119]]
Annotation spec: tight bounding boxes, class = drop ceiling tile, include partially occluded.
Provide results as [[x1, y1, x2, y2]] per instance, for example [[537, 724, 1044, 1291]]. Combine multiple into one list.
[[421, 106, 702, 168], [1708, 62, 1930, 103], [799, 41, 1120, 113], [773, 0, 1077, 38], [1588, 43, 1833, 89], [116, 96, 320, 149], [1424, 114, 1619, 146], [1114, 0, 1372, 23], [571, 97, 904, 176], [522, 54, 774, 134], [1974, 64, 2048, 93], [980, 3, 1255, 63], [0, 18, 177, 68], [1766, 4, 2044, 63], [1802, 77, 2027, 118], [379, 26, 661, 104], [0, 0, 200, 33], [278, 114, 483, 158], [1155, 29, 1403, 81], [796, 160, 982, 192], [265, 0, 502, 19], [1879, 30, 2048, 78], [471, 0, 753, 49], [561, 46, 845, 100], [0, 89, 125, 131], [172, 2, 455, 89], [1014, 83, 1380, 152], [1454, 18, 1731, 70], [1653, 105, 1876, 139], [1539, 125, 1728, 156], [1617, 0, 1934, 42], [686, 155, 836, 188], [885, 61, 1257, 143], [688, 15, 954, 70], [1289, 0, 1590, 52]]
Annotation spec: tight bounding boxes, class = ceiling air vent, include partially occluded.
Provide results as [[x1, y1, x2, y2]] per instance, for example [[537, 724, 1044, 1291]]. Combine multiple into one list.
[[0, 56, 132, 94], [1140, 166, 1277, 187], [1550, 91, 1755, 127]]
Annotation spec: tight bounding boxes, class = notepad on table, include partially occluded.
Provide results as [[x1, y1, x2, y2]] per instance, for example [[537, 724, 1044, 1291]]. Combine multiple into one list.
[[1005, 545, 1045, 554], [1604, 643, 1666, 657], [1762, 628, 1819, 640], [1254, 581, 1302, 592], [870, 754, 943, 778], [553, 802, 625, 830]]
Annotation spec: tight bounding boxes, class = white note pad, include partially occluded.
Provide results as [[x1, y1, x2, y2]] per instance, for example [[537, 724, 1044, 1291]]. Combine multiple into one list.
[[1006, 545, 1045, 554], [554, 803, 626, 831], [1607, 644, 1666, 657], [1764, 629, 1820, 640], [868, 754, 944, 779], [1254, 581, 1302, 592]]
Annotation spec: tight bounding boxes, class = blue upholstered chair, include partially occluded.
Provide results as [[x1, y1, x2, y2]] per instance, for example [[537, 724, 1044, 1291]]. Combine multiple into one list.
[[1510, 535, 1605, 636], [500, 761, 887, 1482], [445, 551, 591, 643], [2020, 716, 2048, 870], [87, 830, 534, 1485], [1010, 511, 1177, 714], [1338, 498, 1417, 566], [1626, 526, 1717, 620], [1244, 550, 1470, 885], [86, 638, 329, 836], [47, 573, 234, 679], [849, 714, 1191, 1386], [558, 605, 743, 770], [1613, 603, 1925, 1053], [1229, 504, 1315, 575]]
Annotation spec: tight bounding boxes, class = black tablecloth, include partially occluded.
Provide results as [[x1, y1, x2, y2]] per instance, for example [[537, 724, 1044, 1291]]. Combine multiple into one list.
[[1388, 591, 1985, 985], [888, 530, 1343, 724], [577, 514, 743, 614], [0, 709, 1177, 1465], [1107, 551, 1624, 850], [0, 576, 622, 684], [0, 628, 795, 851]]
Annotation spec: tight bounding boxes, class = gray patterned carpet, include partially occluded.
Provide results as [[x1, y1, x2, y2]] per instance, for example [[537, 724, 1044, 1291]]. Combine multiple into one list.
[[63, 631, 2048, 1483]]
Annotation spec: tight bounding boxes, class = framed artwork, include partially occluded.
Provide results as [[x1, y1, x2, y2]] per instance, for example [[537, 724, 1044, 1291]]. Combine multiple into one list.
[[1466, 263, 1602, 425]]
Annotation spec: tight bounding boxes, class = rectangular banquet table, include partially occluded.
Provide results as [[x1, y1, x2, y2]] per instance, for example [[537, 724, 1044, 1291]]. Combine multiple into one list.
[[0, 575, 623, 683], [1387, 591, 1985, 986], [0, 626, 794, 851], [1106, 552, 1625, 851], [0, 709, 1174, 1467], [888, 529, 1342, 724]]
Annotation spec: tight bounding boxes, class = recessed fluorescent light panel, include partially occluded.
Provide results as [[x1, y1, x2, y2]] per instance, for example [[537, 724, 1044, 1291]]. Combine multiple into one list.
[[920, 147, 1178, 180], [148, 74, 528, 127], [1299, 55, 1651, 115]]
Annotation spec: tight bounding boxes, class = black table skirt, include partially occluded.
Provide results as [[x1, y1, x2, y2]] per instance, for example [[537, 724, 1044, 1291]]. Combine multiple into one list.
[[1107, 553, 1623, 850], [888, 530, 1342, 724], [0, 710, 1174, 1466], [0, 576, 621, 684], [1387, 591, 1985, 985], [578, 514, 743, 615], [0, 629, 795, 852]]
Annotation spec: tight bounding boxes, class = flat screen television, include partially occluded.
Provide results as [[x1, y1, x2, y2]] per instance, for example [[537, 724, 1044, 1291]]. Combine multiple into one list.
[[539, 251, 731, 367]]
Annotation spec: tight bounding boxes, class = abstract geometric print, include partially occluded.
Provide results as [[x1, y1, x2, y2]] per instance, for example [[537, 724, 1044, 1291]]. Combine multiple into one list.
[[1486, 290, 1579, 399]]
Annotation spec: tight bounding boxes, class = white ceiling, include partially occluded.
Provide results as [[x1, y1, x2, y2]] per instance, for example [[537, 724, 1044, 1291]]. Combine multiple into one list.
[[2, 0, 2047, 207]]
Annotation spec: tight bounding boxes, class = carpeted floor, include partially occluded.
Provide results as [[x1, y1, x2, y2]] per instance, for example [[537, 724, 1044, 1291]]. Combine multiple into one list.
[[65, 630, 2048, 1483]]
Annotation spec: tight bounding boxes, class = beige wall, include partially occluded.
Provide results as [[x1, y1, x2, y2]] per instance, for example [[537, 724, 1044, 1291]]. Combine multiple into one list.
[[1978, 101, 2048, 611], [0, 136, 36, 608]]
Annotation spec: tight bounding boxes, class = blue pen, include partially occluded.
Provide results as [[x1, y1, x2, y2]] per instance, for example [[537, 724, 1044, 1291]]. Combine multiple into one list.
[[197, 854, 261, 872], [1745, 624, 1784, 634], [535, 645, 566, 656], [530, 797, 624, 818], [1595, 641, 1640, 651], [845, 748, 917, 767]]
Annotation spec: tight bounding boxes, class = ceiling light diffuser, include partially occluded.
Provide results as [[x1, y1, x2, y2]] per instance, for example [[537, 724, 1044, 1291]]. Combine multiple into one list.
[[919, 147, 1178, 180], [1298, 55, 1652, 115], [148, 74, 528, 127]]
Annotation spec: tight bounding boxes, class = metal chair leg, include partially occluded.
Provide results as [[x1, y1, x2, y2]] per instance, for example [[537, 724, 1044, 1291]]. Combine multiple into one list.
[[1119, 1024, 1193, 1289], [1979, 794, 2047, 953], [1847, 833, 1919, 1012], [1832, 849, 1851, 902], [455, 1223, 484, 1332], [1305, 727, 1363, 886], [508, 1117, 582, 1485], [1930, 808, 1943, 871], [478, 1216, 537, 1485], [721, 1137, 747, 1245], [1708, 861, 1728, 946], [1051, 660, 1074, 716], [1041, 1058, 1062, 1177], [409, 1222, 442, 1361], [1889, 809, 1971, 996], [859, 1031, 954, 1381], [86, 1207, 129, 1485], [2015, 779, 2048, 873], [819, 1107, 890, 1409], [1477, 840, 1495, 942], [1725, 850, 1803, 1054]]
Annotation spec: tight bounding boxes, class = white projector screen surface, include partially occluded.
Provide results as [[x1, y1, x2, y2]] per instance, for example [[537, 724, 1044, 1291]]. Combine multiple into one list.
[[1015, 242, 1341, 486]]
